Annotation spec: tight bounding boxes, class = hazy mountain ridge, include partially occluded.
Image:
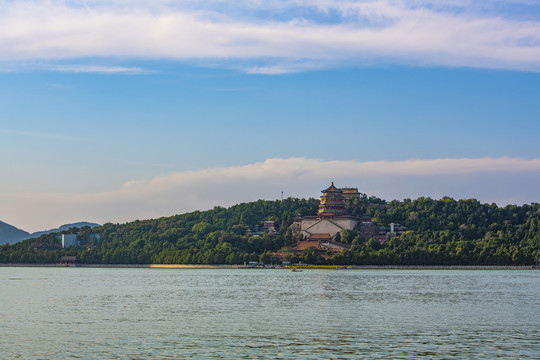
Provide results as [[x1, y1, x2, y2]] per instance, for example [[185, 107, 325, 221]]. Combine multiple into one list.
[[0, 221, 100, 245], [0, 221, 30, 245]]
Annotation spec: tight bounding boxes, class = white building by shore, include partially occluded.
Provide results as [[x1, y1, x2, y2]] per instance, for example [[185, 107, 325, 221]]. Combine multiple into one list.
[[62, 234, 78, 249]]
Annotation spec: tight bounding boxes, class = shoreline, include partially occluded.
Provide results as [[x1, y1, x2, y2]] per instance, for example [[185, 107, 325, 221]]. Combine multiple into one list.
[[0, 263, 535, 270]]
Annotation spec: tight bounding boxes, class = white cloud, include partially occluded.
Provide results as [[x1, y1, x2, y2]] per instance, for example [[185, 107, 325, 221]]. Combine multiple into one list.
[[1, 157, 539, 232], [51, 65, 156, 74], [0, 1, 539, 72]]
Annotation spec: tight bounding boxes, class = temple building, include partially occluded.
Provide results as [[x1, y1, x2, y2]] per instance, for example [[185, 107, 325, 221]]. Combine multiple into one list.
[[341, 187, 361, 205], [318, 182, 347, 218], [288, 182, 405, 256], [297, 182, 360, 244]]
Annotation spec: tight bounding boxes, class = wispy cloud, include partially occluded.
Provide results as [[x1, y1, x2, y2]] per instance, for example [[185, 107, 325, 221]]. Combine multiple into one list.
[[202, 87, 253, 92], [52, 65, 156, 74], [49, 83, 72, 88], [1, 157, 539, 232], [243, 59, 334, 74], [0, 1, 539, 73]]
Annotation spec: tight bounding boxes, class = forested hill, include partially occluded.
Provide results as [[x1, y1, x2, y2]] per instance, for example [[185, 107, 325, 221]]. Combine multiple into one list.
[[0, 196, 539, 265]]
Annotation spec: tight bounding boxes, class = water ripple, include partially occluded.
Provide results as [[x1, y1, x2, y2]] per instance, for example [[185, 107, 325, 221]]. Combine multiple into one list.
[[0, 268, 538, 359]]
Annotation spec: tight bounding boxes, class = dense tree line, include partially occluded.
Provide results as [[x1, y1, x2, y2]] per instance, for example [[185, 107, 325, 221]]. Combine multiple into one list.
[[0, 198, 316, 264], [0, 196, 538, 265]]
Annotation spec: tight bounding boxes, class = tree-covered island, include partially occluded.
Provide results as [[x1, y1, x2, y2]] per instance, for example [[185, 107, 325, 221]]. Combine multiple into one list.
[[1, 190, 539, 266]]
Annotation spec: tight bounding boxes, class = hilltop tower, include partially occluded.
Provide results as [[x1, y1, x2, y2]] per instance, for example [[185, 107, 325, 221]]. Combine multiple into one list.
[[292, 182, 358, 253], [318, 182, 347, 218]]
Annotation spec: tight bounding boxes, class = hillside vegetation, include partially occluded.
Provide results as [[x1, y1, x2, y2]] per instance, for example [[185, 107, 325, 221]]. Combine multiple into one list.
[[1, 196, 539, 265]]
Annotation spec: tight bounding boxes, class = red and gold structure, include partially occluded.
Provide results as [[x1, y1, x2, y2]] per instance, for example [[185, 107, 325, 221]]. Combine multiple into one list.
[[318, 182, 347, 218]]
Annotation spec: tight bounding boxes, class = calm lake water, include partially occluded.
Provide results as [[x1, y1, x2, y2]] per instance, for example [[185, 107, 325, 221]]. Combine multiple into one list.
[[1, 268, 539, 359]]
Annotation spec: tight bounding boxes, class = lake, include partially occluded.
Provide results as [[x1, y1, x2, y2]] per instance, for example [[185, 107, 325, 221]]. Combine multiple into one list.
[[1, 268, 538, 359]]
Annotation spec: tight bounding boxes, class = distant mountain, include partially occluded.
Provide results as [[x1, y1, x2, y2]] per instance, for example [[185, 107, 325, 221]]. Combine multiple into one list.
[[0, 221, 30, 245], [0, 221, 100, 245]]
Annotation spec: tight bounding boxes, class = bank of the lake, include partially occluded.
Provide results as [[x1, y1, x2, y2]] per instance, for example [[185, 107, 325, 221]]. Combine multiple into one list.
[[0, 263, 535, 270]]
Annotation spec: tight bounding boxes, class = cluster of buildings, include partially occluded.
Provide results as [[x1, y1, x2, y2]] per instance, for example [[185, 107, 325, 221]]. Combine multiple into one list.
[[245, 220, 279, 236], [287, 182, 406, 256]]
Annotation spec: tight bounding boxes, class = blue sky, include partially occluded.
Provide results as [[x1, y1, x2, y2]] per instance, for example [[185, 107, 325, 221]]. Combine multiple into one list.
[[1, 0, 539, 231]]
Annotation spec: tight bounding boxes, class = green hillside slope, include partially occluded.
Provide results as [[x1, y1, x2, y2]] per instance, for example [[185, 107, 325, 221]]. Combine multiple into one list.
[[1, 197, 538, 265]]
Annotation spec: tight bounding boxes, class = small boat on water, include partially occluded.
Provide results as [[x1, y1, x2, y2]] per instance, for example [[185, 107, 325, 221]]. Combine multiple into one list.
[[290, 268, 303, 272]]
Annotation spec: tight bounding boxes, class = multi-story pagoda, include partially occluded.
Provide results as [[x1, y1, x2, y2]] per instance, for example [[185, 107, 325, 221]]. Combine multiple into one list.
[[318, 182, 347, 218], [293, 182, 359, 250]]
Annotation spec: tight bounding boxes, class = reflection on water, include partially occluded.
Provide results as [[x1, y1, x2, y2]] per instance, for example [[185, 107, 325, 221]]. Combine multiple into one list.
[[1, 268, 538, 359]]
